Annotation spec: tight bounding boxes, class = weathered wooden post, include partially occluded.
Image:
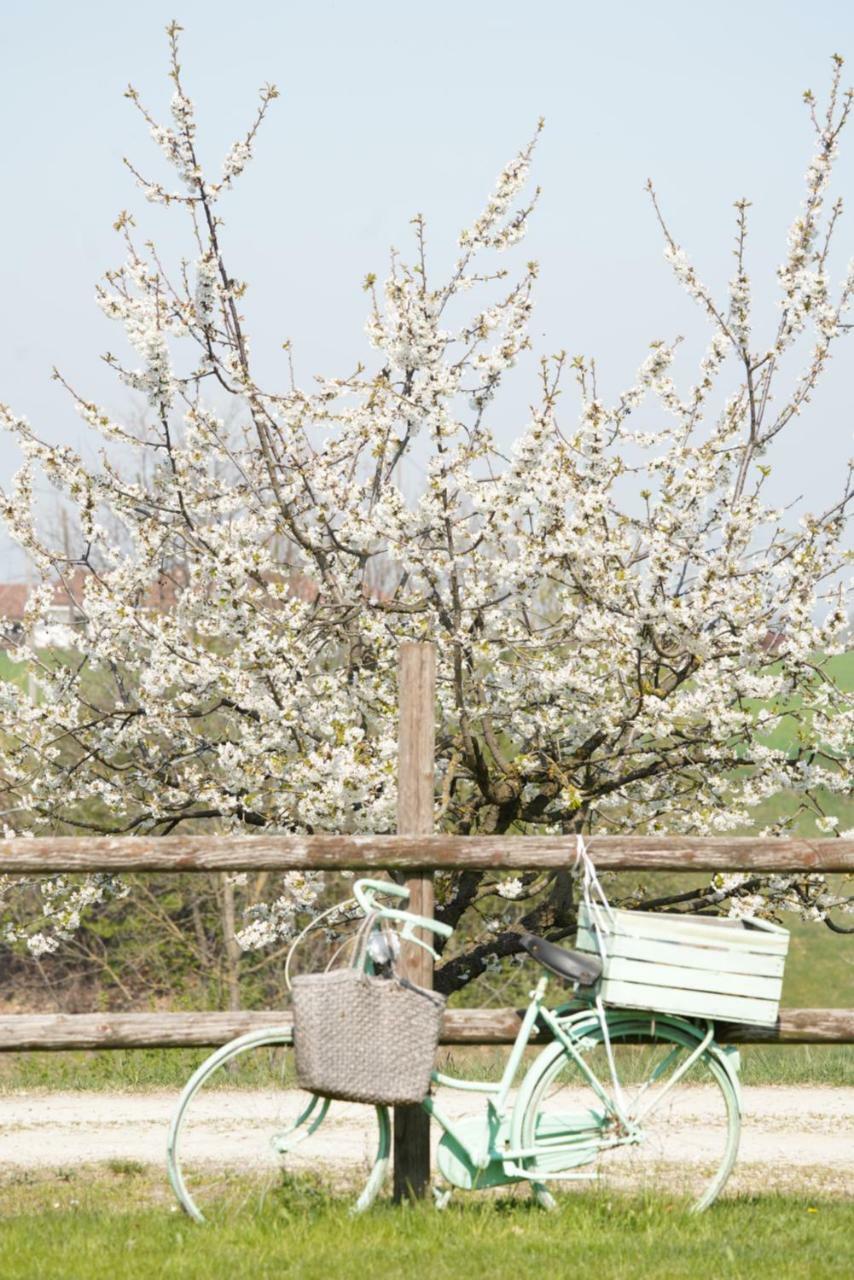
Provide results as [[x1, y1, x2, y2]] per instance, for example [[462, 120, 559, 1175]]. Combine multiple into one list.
[[393, 640, 436, 1201]]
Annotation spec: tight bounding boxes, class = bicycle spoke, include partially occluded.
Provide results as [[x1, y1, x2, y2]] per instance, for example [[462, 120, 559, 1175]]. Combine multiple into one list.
[[519, 1017, 739, 1211]]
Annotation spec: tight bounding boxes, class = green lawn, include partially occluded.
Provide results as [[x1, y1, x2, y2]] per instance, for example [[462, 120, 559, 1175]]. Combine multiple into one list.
[[0, 1173, 850, 1280], [752, 650, 853, 756], [0, 650, 25, 685], [748, 648, 853, 833], [0, 1037, 851, 1094]]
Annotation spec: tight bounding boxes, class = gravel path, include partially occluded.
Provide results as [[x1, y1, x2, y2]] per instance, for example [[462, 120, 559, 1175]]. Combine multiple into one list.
[[1, 1086, 851, 1196]]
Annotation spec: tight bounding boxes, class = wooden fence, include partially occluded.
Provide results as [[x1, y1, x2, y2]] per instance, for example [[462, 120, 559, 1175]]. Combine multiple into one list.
[[1, 642, 852, 1199]]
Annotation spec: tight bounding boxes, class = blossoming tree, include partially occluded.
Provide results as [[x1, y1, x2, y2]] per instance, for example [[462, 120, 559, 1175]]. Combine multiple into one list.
[[1, 27, 851, 988]]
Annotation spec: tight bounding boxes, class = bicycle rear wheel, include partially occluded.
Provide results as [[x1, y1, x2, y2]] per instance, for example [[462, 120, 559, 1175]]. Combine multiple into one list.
[[167, 1027, 390, 1223], [515, 1012, 740, 1212]]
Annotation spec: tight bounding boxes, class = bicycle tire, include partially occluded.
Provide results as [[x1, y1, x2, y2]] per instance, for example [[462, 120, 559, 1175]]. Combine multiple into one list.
[[514, 1011, 740, 1212], [167, 1026, 391, 1222]]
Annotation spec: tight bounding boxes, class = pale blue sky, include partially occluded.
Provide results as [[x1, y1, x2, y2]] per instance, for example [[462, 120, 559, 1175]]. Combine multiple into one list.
[[1, 0, 852, 576]]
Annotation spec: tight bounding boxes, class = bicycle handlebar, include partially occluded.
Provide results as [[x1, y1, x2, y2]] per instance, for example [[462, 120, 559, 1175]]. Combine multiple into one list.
[[353, 878, 410, 912], [353, 877, 453, 960]]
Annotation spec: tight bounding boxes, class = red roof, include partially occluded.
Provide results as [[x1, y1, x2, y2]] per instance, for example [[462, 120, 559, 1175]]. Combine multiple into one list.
[[0, 576, 87, 621], [0, 569, 321, 622], [0, 584, 30, 621]]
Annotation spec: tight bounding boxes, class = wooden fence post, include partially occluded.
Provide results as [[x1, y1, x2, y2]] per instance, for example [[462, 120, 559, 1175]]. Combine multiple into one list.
[[393, 641, 436, 1202]]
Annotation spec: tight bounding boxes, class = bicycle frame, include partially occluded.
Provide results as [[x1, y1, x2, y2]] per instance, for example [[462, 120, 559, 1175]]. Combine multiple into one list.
[[423, 978, 606, 1186]]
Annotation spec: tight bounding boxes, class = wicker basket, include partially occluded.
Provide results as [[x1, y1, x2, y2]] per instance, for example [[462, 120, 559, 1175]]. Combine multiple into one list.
[[292, 968, 446, 1105], [576, 902, 789, 1026]]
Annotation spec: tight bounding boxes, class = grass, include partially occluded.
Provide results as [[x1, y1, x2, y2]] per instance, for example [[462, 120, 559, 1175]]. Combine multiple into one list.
[[0, 650, 24, 683], [0, 1046, 214, 1094], [747, 648, 853, 833], [0, 1170, 851, 1279], [736, 1044, 852, 1086], [0, 1039, 851, 1094]]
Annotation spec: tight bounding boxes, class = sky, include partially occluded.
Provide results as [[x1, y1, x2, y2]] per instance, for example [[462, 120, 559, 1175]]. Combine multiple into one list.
[[1, 0, 853, 577]]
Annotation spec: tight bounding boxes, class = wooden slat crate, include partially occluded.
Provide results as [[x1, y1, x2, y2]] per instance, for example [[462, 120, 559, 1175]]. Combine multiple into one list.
[[576, 904, 789, 1025]]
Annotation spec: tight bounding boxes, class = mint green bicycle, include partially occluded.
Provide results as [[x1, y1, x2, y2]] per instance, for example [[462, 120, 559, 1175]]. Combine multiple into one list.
[[167, 878, 742, 1221]]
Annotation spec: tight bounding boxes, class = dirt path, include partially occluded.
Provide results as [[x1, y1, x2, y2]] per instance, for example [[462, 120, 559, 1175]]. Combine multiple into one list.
[[1, 1086, 851, 1196]]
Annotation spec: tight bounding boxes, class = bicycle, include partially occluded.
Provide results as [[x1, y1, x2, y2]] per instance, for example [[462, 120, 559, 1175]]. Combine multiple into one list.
[[167, 874, 745, 1221]]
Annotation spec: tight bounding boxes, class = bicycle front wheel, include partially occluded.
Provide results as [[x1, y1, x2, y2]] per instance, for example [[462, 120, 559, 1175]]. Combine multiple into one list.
[[516, 1012, 740, 1212], [167, 1027, 391, 1223]]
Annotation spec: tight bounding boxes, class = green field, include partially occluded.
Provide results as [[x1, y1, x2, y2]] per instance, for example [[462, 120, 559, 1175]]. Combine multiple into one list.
[[0, 650, 24, 684], [0, 1036, 851, 1095], [0, 1174, 850, 1280]]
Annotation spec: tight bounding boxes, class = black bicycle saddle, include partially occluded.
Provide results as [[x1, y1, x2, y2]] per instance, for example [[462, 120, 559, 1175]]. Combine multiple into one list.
[[519, 932, 603, 987]]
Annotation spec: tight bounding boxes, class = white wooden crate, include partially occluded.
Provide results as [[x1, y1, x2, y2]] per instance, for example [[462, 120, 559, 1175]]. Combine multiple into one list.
[[576, 903, 789, 1025]]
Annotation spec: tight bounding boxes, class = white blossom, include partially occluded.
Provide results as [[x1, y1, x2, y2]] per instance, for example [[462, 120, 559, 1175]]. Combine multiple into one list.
[[497, 878, 524, 901]]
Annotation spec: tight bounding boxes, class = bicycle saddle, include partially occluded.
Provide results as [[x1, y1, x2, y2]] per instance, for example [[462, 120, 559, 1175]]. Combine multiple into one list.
[[520, 933, 603, 987]]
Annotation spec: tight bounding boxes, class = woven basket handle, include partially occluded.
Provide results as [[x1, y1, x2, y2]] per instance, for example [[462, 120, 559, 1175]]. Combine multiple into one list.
[[350, 910, 382, 973]]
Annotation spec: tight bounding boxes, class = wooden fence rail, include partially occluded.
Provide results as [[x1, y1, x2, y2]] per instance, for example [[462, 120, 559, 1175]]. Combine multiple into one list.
[[1, 1007, 851, 1052], [1, 833, 852, 872]]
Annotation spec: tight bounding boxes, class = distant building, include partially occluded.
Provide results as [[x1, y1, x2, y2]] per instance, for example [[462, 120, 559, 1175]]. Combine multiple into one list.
[[759, 628, 787, 656], [0, 584, 30, 625], [0, 579, 83, 648], [0, 567, 323, 651]]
